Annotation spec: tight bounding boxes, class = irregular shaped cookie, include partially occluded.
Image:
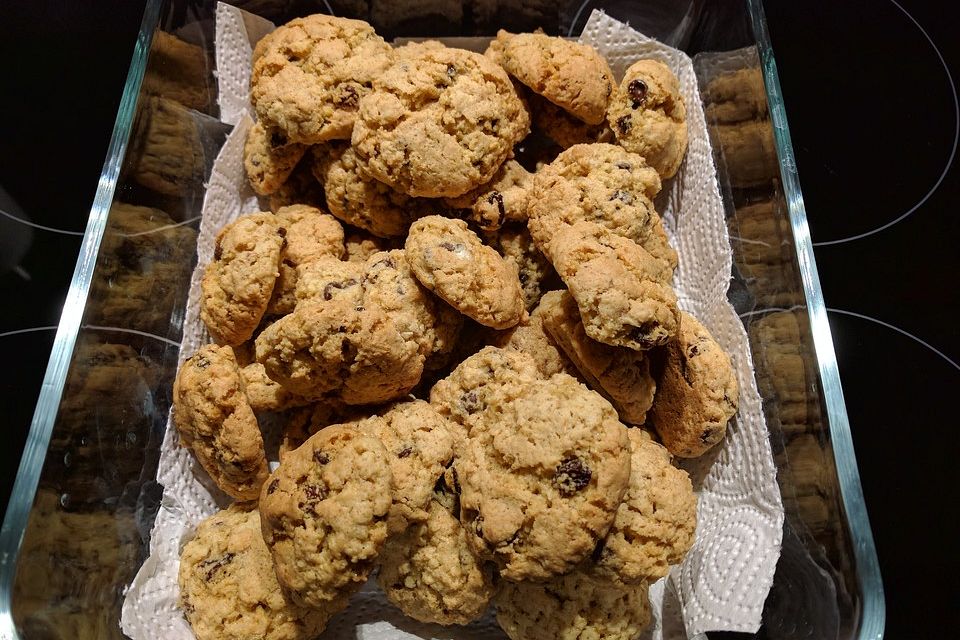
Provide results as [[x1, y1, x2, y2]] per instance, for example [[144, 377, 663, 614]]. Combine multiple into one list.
[[173, 345, 268, 500], [607, 59, 688, 179], [314, 144, 433, 238], [352, 42, 530, 197], [590, 429, 696, 584], [378, 499, 496, 626], [528, 143, 676, 279], [200, 212, 284, 346], [259, 423, 393, 606], [487, 223, 558, 311], [343, 226, 402, 262], [443, 160, 532, 231], [251, 14, 394, 144], [649, 311, 739, 457], [240, 361, 310, 413], [267, 156, 327, 212], [359, 400, 455, 534], [255, 297, 423, 404], [406, 216, 524, 329], [456, 367, 632, 580], [529, 92, 614, 148], [495, 569, 650, 640], [178, 505, 346, 640], [542, 220, 680, 351], [486, 31, 614, 125], [267, 205, 345, 315], [278, 403, 368, 460], [539, 290, 656, 424], [489, 303, 578, 379], [244, 120, 308, 196]]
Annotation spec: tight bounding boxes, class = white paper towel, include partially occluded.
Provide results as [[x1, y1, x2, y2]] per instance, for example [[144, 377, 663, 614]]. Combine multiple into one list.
[[121, 6, 783, 639]]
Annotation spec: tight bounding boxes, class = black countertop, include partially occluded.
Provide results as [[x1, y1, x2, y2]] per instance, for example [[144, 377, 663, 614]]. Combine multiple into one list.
[[0, 0, 957, 635]]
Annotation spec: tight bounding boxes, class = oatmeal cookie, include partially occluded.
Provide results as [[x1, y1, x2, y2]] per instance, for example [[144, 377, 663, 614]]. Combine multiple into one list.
[[244, 120, 309, 196], [172, 344, 268, 500], [359, 400, 455, 534], [539, 290, 656, 425], [267, 156, 327, 212], [278, 403, 368, 460], [343, 226, 402, 262], [589, 428, 696, 584], [542, 220, 680, 351], [649, 311, 739, 457], [200, 213, 284, 345], [443, 159, 532, 231], [313, 144, 433, 238], [352, 42, 529, 198], [405, 216, 524, 329], [453, 363, 632, 580], [495, 568, 650, 640], [607, 59, 688, 179], [486, 31, 614, 125], [487, 223, 558, 311], [178, 504, 345, 640], [378, 499, 496, 626], [239, 361, 310, 413], [251, 14, 394, 144], [259, 424, 393, 606], [489, 303, 578, 379], [528, 143, 676, 279], [529, 92, 614, 148]]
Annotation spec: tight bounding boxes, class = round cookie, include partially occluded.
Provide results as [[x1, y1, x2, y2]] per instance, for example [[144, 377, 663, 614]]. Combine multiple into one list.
[[456, 370, 632, 580], [378, 499, 496, 626], [259, 423, 393, 607], [251, 14, 394, 144], [405, 216, 524, 329], [178, 504, 346, 640], [486, 31, 614, 125], [244, 120, 308, 196], [590, 428, 697, 584], [649, 311, 739, 457], [352, 42, 530, 198], [528, 143, 677, 280], [359, 400, 456, 534], [200, 213, 284, 346], [607, 59, 688, 179], [314, 144, 434, 238], [495, 569, 651, 640], [173, 345, 268, 500], [267, 204, 345, 316], [443, 160, 532, 231]]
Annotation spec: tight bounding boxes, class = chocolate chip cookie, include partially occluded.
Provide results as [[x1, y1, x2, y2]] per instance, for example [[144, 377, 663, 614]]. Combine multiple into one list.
[[486, 223, 558, 311], [529, 92, 614, 148], [443, 159, 532, 231], [244, 120, 308, 196], [489, 302, 579, 379]]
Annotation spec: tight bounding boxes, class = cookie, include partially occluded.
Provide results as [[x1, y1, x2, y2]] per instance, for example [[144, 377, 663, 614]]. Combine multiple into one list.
[[239, 361, 309, 413], [344, 226, 402, 262], [244, 120, 309, 196], [352, 41, 530, 198], [200, 213, 285, 346], [178, 504, 345, 640], [267, 156, 327, 212], [528, 143, 676, 280], [172, 344, 268, 500], [450, 356, 632, 580], [607, 59, 688, 179], [259, 423, 393, 606], [266, 205, 345, 316], [529, 92, 614, 148], [649, 311, 739, 457], [487, 223, 558, 311], [251, 14, 394, 144], [378, 499, 496, 626], [278, 403, 368, 460], [359, 400, 455, 534], [538, 290, 656, 425], [143, 31, 213, 113], [489, 303, 578, 379], [704, 67, 767, 125], [130, 96, 204, 197], [589, 428, 696, 584], [405, 216, 524, 329], [495, 569, 650, 640], [486, 31, 614, 125], [443, 159, 532, 231], [542, 220, 680, 351], [314, 144, 435, 238]]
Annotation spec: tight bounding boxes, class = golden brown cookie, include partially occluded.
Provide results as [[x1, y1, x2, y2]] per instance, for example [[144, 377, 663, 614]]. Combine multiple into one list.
[[607, 59, 688, 179], [529, 92, 614, 148], [489, 302, 579, 379], [172, 344, 268, 500], [244, 120, 309, 196], [352, 42, 530, 198], [486, 223, 557, 311], [443, 159, 532, 231], [649, 311, 739, 457], [259, 423, 393, 607]]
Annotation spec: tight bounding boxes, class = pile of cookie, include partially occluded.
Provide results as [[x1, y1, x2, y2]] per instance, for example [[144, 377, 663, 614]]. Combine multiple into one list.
[[173, 14, 740, 640]]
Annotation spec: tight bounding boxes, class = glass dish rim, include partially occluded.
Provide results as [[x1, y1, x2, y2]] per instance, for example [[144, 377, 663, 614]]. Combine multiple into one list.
[[0, 1, 885, 638]]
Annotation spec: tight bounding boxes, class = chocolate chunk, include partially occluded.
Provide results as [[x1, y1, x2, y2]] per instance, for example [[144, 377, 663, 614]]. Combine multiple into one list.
[[213, 241, 223, 261], [323, 278, 358, 301], [610, 189, 633, 204], [398, 446, 413, 459], [267, 478, 280, 494], [303, 484, 326, 501], [440, 241, 465, 253], [337, 85, 359, 108], [700, 428, 714, 443], [628, 79, 648, 108], [553, 457, 591, 496], [446, 64, 457, 81], [461, 390, 481, 414], [688, 344, 700, 357], [615, 162, 632, 170], [314, 451, 330, 465], [616, 115, 632, 135], [486, 191, 506, 226], [269, 130, 288, 148], [200, 553, 235, 580]]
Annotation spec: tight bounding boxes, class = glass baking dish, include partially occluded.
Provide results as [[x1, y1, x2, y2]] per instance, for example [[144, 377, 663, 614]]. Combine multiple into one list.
[[0, 0, 884, 638]]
